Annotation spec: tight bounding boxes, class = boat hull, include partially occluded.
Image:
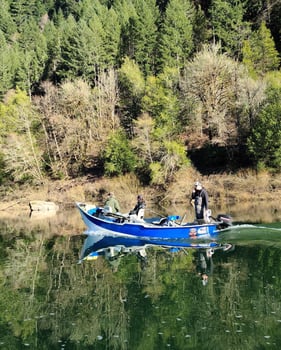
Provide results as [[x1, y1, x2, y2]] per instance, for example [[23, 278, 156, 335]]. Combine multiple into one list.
[[76, 203, 222, 240]]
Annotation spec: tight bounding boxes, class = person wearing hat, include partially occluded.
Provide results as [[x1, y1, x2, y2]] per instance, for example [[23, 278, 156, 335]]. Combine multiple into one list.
[[104, 192, 120, 213], [190, 181, 209, 223], [129, 195, 146, 216]]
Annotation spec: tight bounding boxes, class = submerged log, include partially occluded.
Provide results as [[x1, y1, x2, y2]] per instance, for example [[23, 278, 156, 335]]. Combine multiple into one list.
[[29, 200, 59, 212]]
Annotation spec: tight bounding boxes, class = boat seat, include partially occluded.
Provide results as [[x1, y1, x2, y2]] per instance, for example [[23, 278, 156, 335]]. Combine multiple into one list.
[[152, 215, 181, 226], [129, 214, 145, 223], [137, 208, 145, 219]]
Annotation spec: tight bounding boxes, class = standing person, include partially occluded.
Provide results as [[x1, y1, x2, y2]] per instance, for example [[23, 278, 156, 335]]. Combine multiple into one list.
[[129, 195, 146, 216], [104, 192, 120, 213], [190, 181, 209, 223]]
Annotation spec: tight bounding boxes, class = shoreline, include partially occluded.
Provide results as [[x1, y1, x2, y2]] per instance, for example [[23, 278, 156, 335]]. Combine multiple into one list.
[[1, 172, 281, 215]]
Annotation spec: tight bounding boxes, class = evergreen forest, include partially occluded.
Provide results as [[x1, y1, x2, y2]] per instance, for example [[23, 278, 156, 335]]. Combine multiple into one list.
[[1, 0, 281, 188]]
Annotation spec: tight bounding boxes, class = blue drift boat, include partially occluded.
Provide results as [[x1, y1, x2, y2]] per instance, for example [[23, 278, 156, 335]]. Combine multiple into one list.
[[76, 202, 232, 240]]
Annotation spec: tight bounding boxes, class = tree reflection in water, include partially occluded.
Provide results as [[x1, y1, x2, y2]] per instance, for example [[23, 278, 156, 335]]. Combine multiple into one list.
[[0, 210, 281, 349]]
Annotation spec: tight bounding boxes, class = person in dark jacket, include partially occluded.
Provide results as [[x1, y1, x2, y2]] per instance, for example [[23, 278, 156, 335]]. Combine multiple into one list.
[[129, 195, 146, 216], [190, 181, 209, 223]]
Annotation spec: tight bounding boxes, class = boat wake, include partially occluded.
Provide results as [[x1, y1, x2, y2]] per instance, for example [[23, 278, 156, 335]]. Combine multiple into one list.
[[217, 222, 281, 246]]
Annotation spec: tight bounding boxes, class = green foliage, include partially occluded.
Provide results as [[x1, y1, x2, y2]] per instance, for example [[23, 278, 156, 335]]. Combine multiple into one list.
[[192, 5, 209, 50], [118, 57, 145, 129], [141, 72, 180, 137], [0, 0, 17, 38], [242, 21, 280, 77], [247, 86, 281, 170], [0, 30, 17, 97], [0, 88, 31, 134], [52, 0, 82, 19], [43, 21, 62, 81], [103, 130, 137, 176], [119, 57, 145, 97], [57, 3, 121, 81], [101, 7, 121, 67], [57, 16, 96, 80], [115, 0, 159, 76], [149, 161, 163, 185], [132, 0, 159, 75], [210, 0, 250, 59], [14, 19, 48, 93], [10, 0, 40, 27], [158, 0, 194, 71], [264, 71, 281, 90], [0, 0, 281, 184]]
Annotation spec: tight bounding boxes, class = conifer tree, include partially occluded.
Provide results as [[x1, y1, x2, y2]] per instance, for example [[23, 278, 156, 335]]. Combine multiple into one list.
[[210, 0, 250, 59], [242, 21, 280, 77], [247, 85, 281, 170], [53, 0, 82, 18], [115, 0, 159, 75], [103, 129, 137, 176], [102, 7, 121, 66], [57, 1, 120, 82], [43, 20, 62, 82], [192, 5, 209, 50], [158, 0, 194, 71], [267, 1, 281, 53], [113, 0, 138, 58], [56, 15, 84, 80], [80, 0, 121, 68], [60, 18, 104, 80], [0, 0, 17, 39], [14, 20, 48, 96], [9, 0, 43, 27], [132, 0, 159, 75], [0, 31, 15, 96]]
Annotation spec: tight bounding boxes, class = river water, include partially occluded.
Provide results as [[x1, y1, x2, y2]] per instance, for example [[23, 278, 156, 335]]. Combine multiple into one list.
[[1, 202, 281, 349]]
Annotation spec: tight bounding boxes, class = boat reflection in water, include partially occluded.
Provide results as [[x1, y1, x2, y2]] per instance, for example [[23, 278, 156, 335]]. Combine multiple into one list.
[[79, 232, 234, 274]]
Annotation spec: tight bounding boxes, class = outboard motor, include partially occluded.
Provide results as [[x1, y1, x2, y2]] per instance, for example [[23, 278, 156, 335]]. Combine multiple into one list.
[[216, 214, 233, 229]]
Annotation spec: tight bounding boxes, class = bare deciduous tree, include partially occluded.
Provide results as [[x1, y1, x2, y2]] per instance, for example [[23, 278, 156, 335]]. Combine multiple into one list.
[[181, 44, 245, 145], [1, 89, 44, 182], [35, 73, 120, 178]]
